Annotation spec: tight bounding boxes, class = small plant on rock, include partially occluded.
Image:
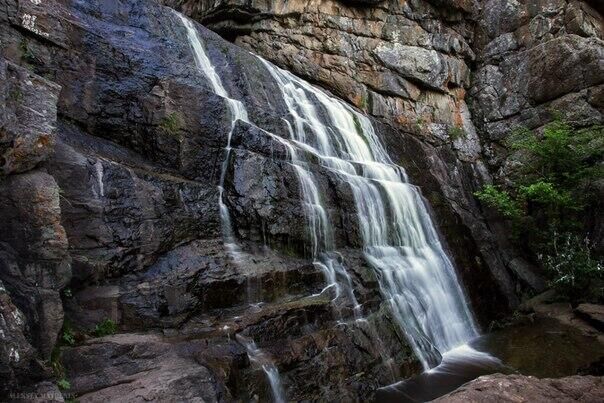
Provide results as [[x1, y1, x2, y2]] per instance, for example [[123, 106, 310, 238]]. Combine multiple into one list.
[[57, 378, 71, 391], [160, 112, 183, 134], [20, 39, 37, 64], [448, 126, 466, 141], [93, 319, 117, 337], [62, 327, 75, 346]]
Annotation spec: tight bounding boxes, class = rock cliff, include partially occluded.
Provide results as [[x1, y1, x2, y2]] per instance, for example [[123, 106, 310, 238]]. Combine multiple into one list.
[[0, 0, 602, 401]]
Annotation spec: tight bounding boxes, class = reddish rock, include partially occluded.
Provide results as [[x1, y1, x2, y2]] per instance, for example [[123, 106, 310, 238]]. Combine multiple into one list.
[[434, 374, 604, 402]]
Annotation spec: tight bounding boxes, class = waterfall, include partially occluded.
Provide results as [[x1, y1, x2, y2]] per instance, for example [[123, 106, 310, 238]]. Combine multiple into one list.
[[178, 4, 478, 384], [264, 125, 362, 317], [258, 59, 479, 370], [236, 334, 287, 403], [177, 13, 286, 401], [178, 14, 248, 259]]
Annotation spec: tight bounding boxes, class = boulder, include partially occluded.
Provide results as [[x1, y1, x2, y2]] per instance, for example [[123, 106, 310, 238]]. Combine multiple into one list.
[[433, 374, 604, 402], [576, 304, 604, 332]]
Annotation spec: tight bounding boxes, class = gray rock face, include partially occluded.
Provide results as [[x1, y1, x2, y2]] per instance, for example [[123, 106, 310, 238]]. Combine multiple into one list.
[[0, 56, 69, 395], [0, 60, 60, 175], [0, 279, 39, 395], [471, 0, 604, 171]]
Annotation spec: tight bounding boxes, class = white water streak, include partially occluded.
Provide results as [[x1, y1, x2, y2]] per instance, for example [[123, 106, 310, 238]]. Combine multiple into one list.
[[237, 334, 286, 403], [178, 13, 285, 400], [179, 14, 248, 259], [260, 58, 478, 370]]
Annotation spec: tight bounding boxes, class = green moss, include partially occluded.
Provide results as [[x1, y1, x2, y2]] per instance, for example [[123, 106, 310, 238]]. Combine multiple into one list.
[[352, 113, 362, 134], [159, 112, 183, 135], [19, 39, 36, 65], [9, 87, 23, 103], [351, 113, 371, 148]]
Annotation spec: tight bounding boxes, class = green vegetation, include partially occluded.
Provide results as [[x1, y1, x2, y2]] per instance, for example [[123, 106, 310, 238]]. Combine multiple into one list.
[[57, 378, 71, 391], [543, 234, 603, 302], [448, 126, 466, 141], [474, 184, 522, 219], [93, 319, 117, 337], [61, 326, 76, 346], [9, 87, 23, 103], [359, 91, 372, 111], [160, 112, 183, 134], [415, 117, 426, 131], [20, 39, 37, 64], [50, 345, 64, 378], [352, 113, 371, 148], [63, 288, 73, 298], [475, 119, 603, 302], [50, 343, 70, 394]]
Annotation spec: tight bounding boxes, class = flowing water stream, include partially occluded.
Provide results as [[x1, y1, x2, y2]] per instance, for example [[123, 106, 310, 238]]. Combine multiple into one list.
[[236, 334, 287, 403], [178, 11, 488, 402], [259, 60, 479, 370], [178, 13, 286, 400], [179, 14, 248, 261]]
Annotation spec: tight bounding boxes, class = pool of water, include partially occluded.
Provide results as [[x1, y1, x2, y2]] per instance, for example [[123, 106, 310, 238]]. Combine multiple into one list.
[[375, 316, 604, 402]]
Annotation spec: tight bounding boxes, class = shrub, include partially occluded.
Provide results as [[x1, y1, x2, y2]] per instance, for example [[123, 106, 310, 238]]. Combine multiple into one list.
[[448, 126, 466, 141], [475, 185, 522, 219], [474, 119, 603, 301], [541, 233, 603, 302]]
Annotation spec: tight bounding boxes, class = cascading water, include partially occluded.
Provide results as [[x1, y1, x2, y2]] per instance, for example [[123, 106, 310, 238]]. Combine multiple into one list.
[[264, 125, 362, 318], [178, 14, 248, 259], [258, 59, 479, 370], [236, 334, 287, 403], [177, 14, 286, 401], [179, 6, 481, 395], [260, 62, 362, 318]]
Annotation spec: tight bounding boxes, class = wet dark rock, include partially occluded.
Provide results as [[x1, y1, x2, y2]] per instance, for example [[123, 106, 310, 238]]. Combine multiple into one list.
[[0, 279, 42, 396], [0, 171, 69, 367], [60, 333, 231, 402], [48, 125, 220, 285], [0, 52, 68, 394]]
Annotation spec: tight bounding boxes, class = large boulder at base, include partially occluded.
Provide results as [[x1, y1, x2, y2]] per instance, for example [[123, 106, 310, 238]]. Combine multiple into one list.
[[433, 374, 604, 402]]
